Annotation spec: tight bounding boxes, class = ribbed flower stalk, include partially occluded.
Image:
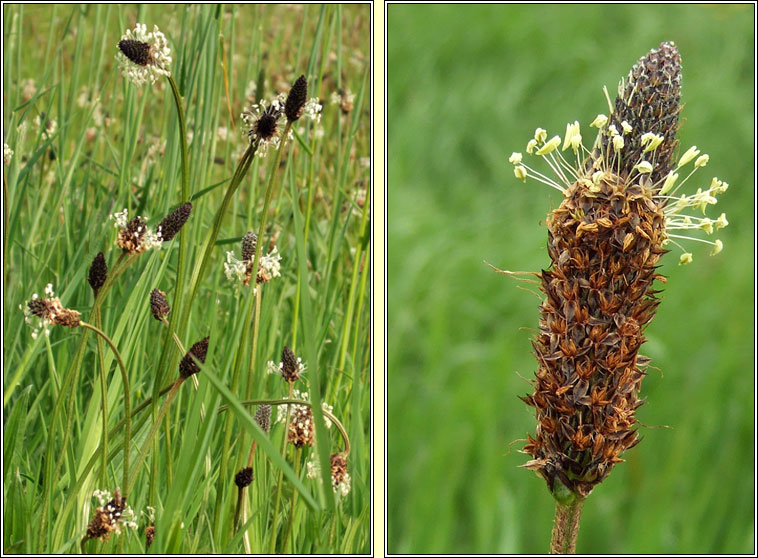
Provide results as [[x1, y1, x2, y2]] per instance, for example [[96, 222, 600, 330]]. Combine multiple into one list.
[[506, 42, 729, 553]]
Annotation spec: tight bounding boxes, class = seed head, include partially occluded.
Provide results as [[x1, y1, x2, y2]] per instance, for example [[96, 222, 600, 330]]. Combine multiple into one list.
[[145, 525, 155, 549], [234, 467, 254, 488], [118, 39, 151, 66], [85, 489, 127, 542], [157, 202, 192, 242], [149, 289, 170, 321], [179, 336, 209, 379], [284, 75, 308, 122], [287, 405, 314, 448], [241, 231, 258, 262], [88, 252, 108, 296], [281, 346, 301, 383], [254, 404, 272, 434]]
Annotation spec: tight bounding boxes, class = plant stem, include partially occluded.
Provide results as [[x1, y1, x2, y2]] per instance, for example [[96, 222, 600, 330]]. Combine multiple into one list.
[[550, 495, 586, 554], [80, 321, 131, 498]]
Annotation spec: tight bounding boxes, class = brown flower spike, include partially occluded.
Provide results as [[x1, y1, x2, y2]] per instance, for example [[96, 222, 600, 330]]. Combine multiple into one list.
[[179, 336, 209, 379], [511, 42, 729, 501]]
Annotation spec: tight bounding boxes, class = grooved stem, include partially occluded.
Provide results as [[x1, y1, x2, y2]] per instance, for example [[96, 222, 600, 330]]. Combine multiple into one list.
[[550, 495, 585, 554]]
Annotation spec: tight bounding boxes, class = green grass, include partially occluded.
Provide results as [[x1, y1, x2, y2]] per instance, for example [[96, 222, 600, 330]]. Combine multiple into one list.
[[388, 4, 753, 554], [3, 4, 370, 554]]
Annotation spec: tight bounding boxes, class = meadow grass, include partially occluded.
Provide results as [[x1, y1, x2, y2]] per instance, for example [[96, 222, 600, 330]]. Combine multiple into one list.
[[3, 4, 370, 554], [388, 4, 753, 554]]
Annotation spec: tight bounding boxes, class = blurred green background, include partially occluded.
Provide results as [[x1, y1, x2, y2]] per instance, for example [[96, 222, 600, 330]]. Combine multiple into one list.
[[387, 4, 754, 554]]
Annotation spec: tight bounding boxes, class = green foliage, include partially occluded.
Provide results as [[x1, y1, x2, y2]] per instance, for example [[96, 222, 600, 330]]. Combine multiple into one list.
[[388, 4, 753, 554], [3, 4, 370, 554]]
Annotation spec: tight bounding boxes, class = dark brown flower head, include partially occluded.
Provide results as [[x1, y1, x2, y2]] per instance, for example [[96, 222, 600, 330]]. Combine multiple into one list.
[[281, 346, 301, 383], [234, 467, 254, 488], [284, 75, 307, 122], [88, 252, 107, 296], [118, 39, 152, 66], [287, 405, 314, 448], [145, 525, 155, 549], [85, 489, 126, 542], [179, 336, 209, 379], [158, 202, 192, 242], [599, 41, 682, 187], [254, 104, 281, 141], [150, 289, 170, 321], [254, 404, 272, 434], [242, 231, 258, 262]]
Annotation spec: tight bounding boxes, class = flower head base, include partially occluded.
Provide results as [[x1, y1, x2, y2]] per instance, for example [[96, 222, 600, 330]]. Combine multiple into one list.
[[112, 209, 162, 254], [116, 23, 172, 86], [22, 286, 81, 338]]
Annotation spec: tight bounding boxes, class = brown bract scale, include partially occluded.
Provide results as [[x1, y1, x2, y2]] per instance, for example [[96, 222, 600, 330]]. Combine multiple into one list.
[[284, 75, 307, 122], [117, 217, 149, 254], [522, 172, 667, 498], [145, 525, 155, 548], [179, 336, 209, 379], [118, 39, 151, 66], [28, 297, 81, 328]]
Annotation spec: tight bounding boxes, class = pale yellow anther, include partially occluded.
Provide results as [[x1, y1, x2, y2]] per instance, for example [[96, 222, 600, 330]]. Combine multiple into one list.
[[509, 152, 523, 165], [589, 114, 608, 128], [710, 239, 723, 256], [659, 171, 678, 195], [526, 139, 538, 154], [677, 146, 700, 168], [534, 128, 547, 143], [514, 165, 527, 182], [694, 154, 710, 168], [679, 252, 693, 265], [633, 161, 653, 174], [714, 213, 729, 230], [612, 135, 624, 152], [536, 135, 561, 156], [621, 121, 632, 134]]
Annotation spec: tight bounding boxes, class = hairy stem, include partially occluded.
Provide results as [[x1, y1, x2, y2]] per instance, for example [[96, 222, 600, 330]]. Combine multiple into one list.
[[550, 495, 585, 554]]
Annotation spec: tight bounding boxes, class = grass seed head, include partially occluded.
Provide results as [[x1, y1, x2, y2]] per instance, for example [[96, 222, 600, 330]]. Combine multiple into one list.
[[179, 336, 209, 379], [234, 467, 254, 488], [285, 75, 308, 122], [157, 202, 192, 242], [88, 252, 107, 296]]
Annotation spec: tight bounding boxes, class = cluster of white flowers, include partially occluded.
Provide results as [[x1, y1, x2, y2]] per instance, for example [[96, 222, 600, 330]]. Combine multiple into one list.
[[33, 114, 57, 141], [508, 114, 729, 265], [269, 353, 307, 379], [116, 23, 172, 87], [19, 284, 56, 339], [305, 454, 352, 498], [223, 244, 282, 287], [91, 488, 137, 535], [4, 143, 12, 165], [259, 246, 282, 280], [110, 208, 162, 253]]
